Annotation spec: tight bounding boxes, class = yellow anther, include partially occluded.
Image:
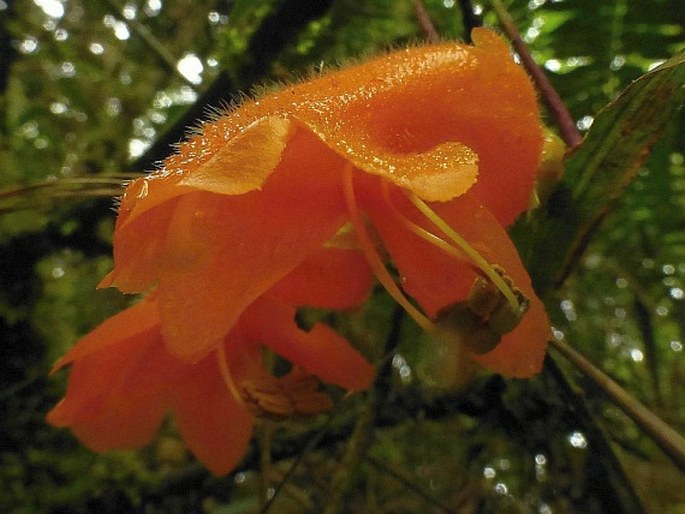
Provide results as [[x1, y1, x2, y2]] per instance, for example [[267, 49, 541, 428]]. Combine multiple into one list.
[[240, 371, 334, 420]]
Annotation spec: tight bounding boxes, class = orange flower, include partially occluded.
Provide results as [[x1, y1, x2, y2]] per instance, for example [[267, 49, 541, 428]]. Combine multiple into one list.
[[47, 276, 375, 475], [50, 29, 553, 472], [95, 28, 549, 377]]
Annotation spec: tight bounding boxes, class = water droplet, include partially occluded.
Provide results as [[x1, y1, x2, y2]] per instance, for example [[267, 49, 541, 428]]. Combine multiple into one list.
[[177, 53, 204, 85], [122, 2, 137, 20], [18, 36, 39, 54], [655, 305, 669, 317], [34, 0, 65, 19], [670, 287, 684, 300], [568, 431, 587, 449], [54, 28, 69, 41], [560, 299, 577, 321], [576, 115, 594, 131], [145, 0, 162, 16], [630, 348, 644, 362], [89, 42, 104, 55], [494, 482, 508, 495]]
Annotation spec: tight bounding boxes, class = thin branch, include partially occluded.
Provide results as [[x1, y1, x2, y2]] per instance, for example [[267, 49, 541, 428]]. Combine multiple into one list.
[[412, 0, 441, 43], [322, 394, 375, 514], [490, 0, 583, 148], [101, 0, 192, 85], [543, 356, 646, 512], [366, 456, 457, 513], [259, 412, 339, 514], [550, 336, 685, 472], [258, 422, 276, 508], [321, 306, 405, 514]]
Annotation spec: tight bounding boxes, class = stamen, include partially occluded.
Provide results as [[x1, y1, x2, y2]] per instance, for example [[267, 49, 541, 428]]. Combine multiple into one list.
[[342, 164, 436, 333], [381, 182, 467, 262], [406, 192, 520, 311], [241, 371, 334, 420], [216, 343, 246, 407]]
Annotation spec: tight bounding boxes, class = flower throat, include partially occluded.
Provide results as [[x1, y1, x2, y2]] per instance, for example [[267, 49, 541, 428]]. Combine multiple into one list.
[[341, 163, 530, 354]]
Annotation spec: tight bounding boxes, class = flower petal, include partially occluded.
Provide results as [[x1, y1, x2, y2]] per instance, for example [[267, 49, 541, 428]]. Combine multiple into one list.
[[104, 117, 292, 293], [243, 296, 375, 391], [156, 129, 350, 362], [50, 296, 160, 373], [178, 116, 293, 196], [368, 184, 549, 377], [427, 196, 550, 376], [170, 350, 255, 476], [291, 27, 539, 207], [46, 327, 170, 451], [152, 29, 539, 207], [469, 288, 549, 378], [121, 117, 293, 227], [99, 197, 180, 292], [269, 247, 374, 309]]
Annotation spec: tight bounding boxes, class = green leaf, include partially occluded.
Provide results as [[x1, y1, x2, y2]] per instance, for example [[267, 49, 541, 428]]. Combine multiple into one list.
[[513, 51, 685, 294]]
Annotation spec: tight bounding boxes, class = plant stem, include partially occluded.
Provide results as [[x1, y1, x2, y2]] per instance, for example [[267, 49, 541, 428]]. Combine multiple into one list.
[[412, 0, 441, 43], [322, 397, 376, 514], [490, 0, 583, 148], [366, 456, 457, 513], [258, 422, 275, 506], [544, 356, 645, 512], [102, 0, 191, 85], [550, 337, 685, 472], [322, 306, 405, 514]]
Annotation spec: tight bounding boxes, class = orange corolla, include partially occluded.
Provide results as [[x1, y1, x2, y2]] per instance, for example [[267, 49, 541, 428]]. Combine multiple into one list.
[[96, 28, 549, 377], [50, 28, 553, 471], [47, 262, 375, 475]]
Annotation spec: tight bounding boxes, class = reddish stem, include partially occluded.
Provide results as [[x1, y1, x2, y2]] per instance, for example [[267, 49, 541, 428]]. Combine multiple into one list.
[[491, 0, 583, 148], [412, 0, 441, 43]]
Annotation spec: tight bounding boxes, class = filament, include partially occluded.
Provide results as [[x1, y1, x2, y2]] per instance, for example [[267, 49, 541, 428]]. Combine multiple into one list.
[[216, 343, 246, 407], [381, 182, 467, 262], [405, 192, 520, 311], [342, 164, 436, 333]]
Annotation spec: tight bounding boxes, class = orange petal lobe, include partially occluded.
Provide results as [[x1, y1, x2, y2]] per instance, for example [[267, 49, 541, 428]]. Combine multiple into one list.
[[363, 182, 476, 318], [50, 296, 160, 373], [170, 352, 255, 476], [432, 196, 550, 376], [269, 247, 374, 309], [368, 184, 549, 377], [156, 130, 350, 363], [101, 197, 180, 292], [46, 327, 170, 451], [243, 296, 375, 391]]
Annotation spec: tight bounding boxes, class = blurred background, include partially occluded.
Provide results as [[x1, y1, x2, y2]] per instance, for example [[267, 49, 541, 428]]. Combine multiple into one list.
[[1, 1, 684, 512]]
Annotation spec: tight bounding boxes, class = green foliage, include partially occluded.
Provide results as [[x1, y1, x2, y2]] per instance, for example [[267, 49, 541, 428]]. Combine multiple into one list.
[[1, 1, 684, 513], [513, 50, 685, 294]]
